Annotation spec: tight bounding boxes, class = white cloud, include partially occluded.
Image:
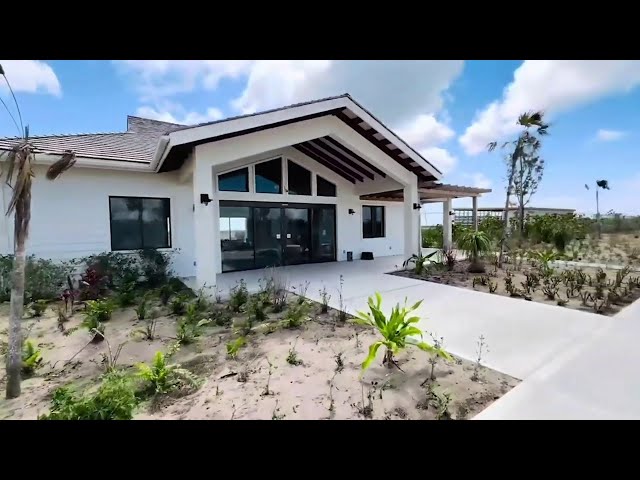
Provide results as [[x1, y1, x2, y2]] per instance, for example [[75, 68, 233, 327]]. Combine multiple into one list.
[[0, 60, 61, 96], [136, 105, 223, 125], [460, 60, 640, 155], [595, 129, 627, 142], [470, 172, 492, 189], [117, 60, 464, 173]]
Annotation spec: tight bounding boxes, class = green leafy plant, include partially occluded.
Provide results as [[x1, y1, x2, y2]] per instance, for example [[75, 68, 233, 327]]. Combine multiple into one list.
[[175, 317, 211, 345], [21, 339, 42, 376], [283, 302, 309, 328], [116, 281, 137, 307], [286, 347, 303, 366], [138, 248, 173, 288], [85, 298, 115, 323], [403, 251, 439, 275], [247, 296, 267, 323], [212, 307, 232, 327], [81, 314, 106, 343], [137, 311, 159, 341], [39, 370, 137, 420], [29, 299, 48, 317], [421, 225, 444, 248], [82, 251, 140, 288], [226, 336, 246, 359], [294, 281, 310, 304], [136, 350, 200, 394], [430, 387, 453, 420], [319, 286, 331, 314], [169, 294, 189, 316], [488, 279, 498, 293], [229, 279, 249, 313], [542, 275, 561, 300], [355, 293, 451, 371], [135, 295, 150, 321], [158, 283, 173, 306], [457, 230, 492, 273]]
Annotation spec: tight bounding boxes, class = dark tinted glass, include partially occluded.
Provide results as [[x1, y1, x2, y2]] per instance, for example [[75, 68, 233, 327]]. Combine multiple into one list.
[[363, 205, 384, 238], [218, 168, 249, 192], [110, 197, 171, 250], [255, 158, 282, 194], [287, 160, 311, 195], [316, 175, 336, 197]]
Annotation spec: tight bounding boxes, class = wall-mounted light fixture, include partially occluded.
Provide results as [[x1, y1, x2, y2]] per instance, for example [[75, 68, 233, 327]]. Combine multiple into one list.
[[348, 208, 356, 215], [449, 210, 455, 216], [200, 193, 212, 206], [413, 203, 421, 210]]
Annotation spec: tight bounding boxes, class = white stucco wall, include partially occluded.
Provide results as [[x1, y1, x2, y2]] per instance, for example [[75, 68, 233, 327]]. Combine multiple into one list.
[[0, 165, 195, 278]]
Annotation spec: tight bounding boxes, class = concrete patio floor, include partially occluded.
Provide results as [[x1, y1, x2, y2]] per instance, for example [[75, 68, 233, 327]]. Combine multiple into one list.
[[216, 257, 612, 381]]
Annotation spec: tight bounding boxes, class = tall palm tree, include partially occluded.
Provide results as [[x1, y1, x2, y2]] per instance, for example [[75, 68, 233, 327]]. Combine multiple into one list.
[[0, 64, 76, 399], [488, 111, 549, 267], [585, 179, 610, 239]]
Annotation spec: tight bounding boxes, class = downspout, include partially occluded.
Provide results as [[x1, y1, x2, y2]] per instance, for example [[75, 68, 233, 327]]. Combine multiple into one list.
[[150, 135, 171, 172]]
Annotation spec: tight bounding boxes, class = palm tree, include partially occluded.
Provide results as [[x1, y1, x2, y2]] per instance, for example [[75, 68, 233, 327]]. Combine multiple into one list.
[[457, 230, 492, 273], [488, 111, 549, 267], [585, 179, 610, 239], [0, 64, 76, 399]]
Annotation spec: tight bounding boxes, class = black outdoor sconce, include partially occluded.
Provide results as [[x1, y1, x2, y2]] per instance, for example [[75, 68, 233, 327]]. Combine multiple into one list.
[[348, 208, 356, 215], [200, 193, 212, 206], [413, 203, 421, 210]]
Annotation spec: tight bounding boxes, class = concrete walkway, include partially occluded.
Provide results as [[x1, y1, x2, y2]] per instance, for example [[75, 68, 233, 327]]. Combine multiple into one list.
[[216, 257, 611, 381]]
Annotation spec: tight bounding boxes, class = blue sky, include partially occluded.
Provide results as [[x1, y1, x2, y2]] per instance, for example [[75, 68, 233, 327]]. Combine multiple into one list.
[[1, 60, 639, 219]]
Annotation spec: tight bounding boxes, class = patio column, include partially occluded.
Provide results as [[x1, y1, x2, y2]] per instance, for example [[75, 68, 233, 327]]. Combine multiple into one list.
[[193, 156, 218, 293], [472, 196, 478, 231], [443, 198, 453, 250], [404, 178, 420, 259]]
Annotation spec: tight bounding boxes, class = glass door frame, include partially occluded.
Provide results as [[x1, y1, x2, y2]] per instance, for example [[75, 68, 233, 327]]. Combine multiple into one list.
[[219, 200, 337, 273]]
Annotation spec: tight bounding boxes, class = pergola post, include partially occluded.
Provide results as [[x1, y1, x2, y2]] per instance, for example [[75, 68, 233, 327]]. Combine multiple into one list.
[[472, 196, 478, 231], [443, 198, 453, 251]]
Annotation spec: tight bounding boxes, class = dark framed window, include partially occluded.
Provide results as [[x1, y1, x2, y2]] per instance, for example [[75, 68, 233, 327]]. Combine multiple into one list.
[[218, 167, 249, 192], [109, 196, 171, 251], [362, 205, 385, 238], [316, 175, 336, 197], [287, 160, 311, 195], [255, 158, 282, 194]]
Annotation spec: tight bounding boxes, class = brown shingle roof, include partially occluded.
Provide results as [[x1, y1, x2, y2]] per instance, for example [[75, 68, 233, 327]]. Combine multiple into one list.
[[0, 116, 185, 164]]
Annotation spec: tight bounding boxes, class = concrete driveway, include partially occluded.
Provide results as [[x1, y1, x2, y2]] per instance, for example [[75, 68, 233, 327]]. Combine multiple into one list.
[[217, 257, 610, 381]]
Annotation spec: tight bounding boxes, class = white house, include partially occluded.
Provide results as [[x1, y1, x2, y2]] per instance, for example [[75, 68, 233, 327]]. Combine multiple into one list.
[[0, 94, 490, 290]]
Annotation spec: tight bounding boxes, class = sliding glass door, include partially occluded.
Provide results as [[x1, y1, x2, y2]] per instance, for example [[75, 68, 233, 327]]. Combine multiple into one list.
[[219, 201, 335, 272]]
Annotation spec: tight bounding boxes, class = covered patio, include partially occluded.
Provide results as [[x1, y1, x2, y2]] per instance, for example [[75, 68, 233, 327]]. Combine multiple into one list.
[[360, 182, 492, 250]]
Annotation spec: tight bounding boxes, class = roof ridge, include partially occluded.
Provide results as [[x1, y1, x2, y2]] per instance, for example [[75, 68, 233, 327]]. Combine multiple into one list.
[[0, 131, 129, 141]]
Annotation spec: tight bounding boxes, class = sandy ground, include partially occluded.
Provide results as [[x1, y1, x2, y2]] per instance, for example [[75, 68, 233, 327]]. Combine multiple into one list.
[[0, 295, 518, 420], [565, 233, 640, 266], [393, 260, 640, 317]]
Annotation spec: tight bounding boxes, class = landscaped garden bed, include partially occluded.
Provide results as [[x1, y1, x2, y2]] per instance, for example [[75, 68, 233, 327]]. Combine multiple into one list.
[[0, 252, 518, 420]]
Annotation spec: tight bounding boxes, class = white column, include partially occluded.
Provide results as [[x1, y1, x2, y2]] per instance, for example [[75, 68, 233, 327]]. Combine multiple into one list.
[[472, 196, 478, 231], [403, 177, 420, 259], [193, 155, 218, 292], [443, 198, 453, 251]]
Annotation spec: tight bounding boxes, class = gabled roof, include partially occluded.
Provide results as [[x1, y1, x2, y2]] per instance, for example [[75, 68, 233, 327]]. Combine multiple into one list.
[[0, 116, 184, 164]]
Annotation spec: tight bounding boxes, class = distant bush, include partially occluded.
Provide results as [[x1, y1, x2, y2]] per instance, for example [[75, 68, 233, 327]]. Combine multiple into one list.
[[0, 255, 74, 303], [422, 226, 443, 248]]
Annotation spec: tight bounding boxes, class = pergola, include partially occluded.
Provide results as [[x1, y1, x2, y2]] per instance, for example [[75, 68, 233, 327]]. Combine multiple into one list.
[[360, 181, 492, 250]]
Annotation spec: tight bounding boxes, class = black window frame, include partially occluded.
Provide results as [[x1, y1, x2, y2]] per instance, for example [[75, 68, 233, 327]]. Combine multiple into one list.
[[218, 167, 249, 192], [109, 196, 172, 251], [316, 175, 337, 197], [362, 205, 385, 239]]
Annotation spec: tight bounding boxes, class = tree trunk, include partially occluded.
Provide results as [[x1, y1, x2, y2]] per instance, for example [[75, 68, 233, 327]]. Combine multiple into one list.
[[498, 141, 521, 267], [596, 189, 601, 239], [6, 214, 27, 399]]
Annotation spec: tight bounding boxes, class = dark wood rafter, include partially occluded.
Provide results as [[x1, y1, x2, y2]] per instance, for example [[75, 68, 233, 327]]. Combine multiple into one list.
[[308, 139, 374, 180], [321, 136, 387, 178], [335, 110, 433, 179], [292, 145, 356, 184], [296, 141, 364, 182]]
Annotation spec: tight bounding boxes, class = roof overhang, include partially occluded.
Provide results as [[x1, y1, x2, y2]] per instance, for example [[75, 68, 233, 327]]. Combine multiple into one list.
[[360, 182, 492, 202], [152, 94, 442, 181]]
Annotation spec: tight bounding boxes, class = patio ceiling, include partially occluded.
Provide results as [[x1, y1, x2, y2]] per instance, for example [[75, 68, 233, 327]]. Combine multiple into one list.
[[359, 182, 492, 202]]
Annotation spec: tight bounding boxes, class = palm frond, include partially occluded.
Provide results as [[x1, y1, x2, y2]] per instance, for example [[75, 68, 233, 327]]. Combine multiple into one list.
[[46, 150, 76, 180], [1, 66, 24, 134], [596, 179, 610, 190]]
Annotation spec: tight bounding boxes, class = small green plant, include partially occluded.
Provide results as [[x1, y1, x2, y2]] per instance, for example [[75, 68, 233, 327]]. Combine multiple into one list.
[[286, 348, 303, 366], [542, 275, 561, 300], [295, 281, 310, 304], [471, 334, 488, 382], [229, 279, 249, 313], [283, 302, 309, 328], [423, 333, 445, 384], [169, 294, 188, 316], [39, 371, 137, 420], [29, 299, 48, 317], [226, 336, 246, 359], [247, 296, 267, 323], [21, 339, 43, 376], [158, 283, 173, 306], [430, 387, 452, 420], [137, 311, 159, 341], [136, 350, 199, 394], [334, 352, 344, 373], [488, 279, 498, 293], [319, 286, 331, 314], [212, 308, 232, 327], [184, 302, 202, 324], [457, 230, 492, 273], [472, 275, 489, 289], [557, 298, 568, 307], [355, 293, 451, 371], [403, 251, 438, 275], [135, 295, 149, 321], [116, 281, 137, 307], [81, 315, 105, 343], [175, 318, 211, 345], [85, 298, 115, 323]]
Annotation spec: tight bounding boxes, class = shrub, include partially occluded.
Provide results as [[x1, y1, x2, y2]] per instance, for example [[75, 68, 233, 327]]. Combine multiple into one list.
[[403, 251, 439, 275], [478, 216, 504, 242], [158, 283, 173, 306], [319, 286, 331, 314], [248, 296, 267, 323], [229, 279, 249, 313], [79, 266, 108, 300], [85, 299, 116, 323], [82, 252, 140, 288], [39, 371, 137, 420], [30, 299, 48, 317], [169, 294, 189, 316], [283, 302, 310, 329], [135, 296, 149, 321], [0, 255, 73, 303], [116, 281, 137, 307], [226, 336, 246, 359], [21, 340, 43, 376], [81, 315, 106, 343], [457, 230, 492, 273], [212, 307, 232, 327], [421, 226, 443, 248], [137, 350, 200, 394], [175, 317, 211, 345], [355, 293, 451, 371], [138, 249, 173, 287]]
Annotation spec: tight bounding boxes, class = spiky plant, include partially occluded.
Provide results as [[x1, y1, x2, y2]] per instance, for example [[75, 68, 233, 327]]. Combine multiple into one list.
[[457, 230, 492, 273], [0, 64, 76, 399]]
